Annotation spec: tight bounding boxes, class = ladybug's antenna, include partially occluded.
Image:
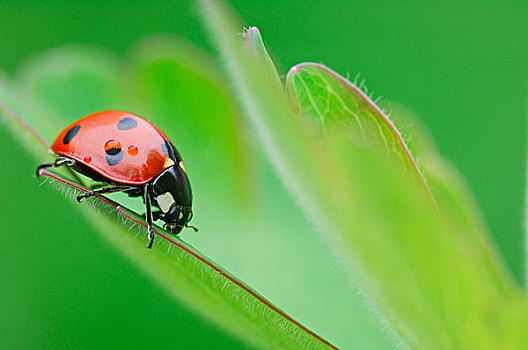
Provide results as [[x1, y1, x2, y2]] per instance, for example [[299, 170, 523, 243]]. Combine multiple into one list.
[[185, 224, 199, 232]]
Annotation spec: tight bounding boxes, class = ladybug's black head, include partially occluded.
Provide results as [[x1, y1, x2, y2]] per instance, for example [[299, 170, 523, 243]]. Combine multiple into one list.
[[163, 205, 193, 234], [149, 165, 193, 235]]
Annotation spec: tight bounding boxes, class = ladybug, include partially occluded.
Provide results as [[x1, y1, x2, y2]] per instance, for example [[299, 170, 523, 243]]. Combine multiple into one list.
[[37, 110, 196, 248]]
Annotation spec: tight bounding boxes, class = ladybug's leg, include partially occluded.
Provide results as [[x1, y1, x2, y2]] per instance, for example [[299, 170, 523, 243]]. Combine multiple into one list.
[[140, 211, 162, 221], [36, 162, 55, 176], [151, 211, 164, 221], [76, 186, 134, 202], [37, 157, 86, 187], [36, 157, 75, 177], [144, 184, 155, 249]]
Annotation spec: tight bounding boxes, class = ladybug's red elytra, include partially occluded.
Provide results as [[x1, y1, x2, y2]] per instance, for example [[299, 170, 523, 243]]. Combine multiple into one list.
[[37, 110, 196, 248]]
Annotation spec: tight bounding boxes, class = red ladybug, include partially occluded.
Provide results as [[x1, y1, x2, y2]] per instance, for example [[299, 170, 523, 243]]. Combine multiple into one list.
[[37, 110, 195, 248]]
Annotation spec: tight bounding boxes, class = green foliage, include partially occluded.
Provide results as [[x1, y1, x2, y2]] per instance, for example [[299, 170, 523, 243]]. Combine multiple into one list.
[[1, 0, 527, 348], [286, 63, 432, 202], [0, 40, 337, 349], [198, 0, 528, 348], [245, 27, 283, 91]]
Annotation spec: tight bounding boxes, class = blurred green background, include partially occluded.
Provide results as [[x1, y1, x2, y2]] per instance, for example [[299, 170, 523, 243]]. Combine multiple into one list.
[[1, 0, 526, 348]]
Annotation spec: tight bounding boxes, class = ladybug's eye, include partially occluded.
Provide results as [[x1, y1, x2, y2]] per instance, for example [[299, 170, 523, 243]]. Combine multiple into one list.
[[105, 140, 121, 155]]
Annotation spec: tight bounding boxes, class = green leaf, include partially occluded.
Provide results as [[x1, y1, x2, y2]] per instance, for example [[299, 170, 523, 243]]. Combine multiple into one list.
[[388, 104, 514, 289], [42, 169, 335, 350], [325, 128, 528, 348], [286, 64, 517, 334], [198, 0, 329, 231], [285, 62, 434, 203], [128, 36, 391, 349], [198, 0, 527, 347], [1, 47, 336, 349], [244, 27, 283, 91]]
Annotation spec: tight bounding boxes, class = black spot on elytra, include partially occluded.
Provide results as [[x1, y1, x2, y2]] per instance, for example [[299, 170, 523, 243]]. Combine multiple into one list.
[[63, 125, 80, 144], [105, 149, 123, 166], [162, 141, 181, 161], [117, 117, 137, 130]]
